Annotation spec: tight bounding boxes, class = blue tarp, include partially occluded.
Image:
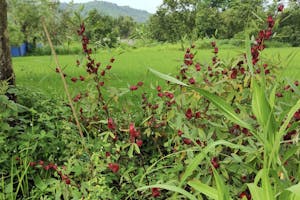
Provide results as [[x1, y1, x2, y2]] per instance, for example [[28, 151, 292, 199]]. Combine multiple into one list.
[[10, 43, 27, 57]]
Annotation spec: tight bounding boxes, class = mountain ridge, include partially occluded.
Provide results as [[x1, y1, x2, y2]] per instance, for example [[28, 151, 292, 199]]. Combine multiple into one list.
[[60, 0, 152, 23]]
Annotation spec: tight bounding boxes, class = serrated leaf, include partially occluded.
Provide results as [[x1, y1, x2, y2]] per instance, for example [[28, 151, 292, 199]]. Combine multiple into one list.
[[128, 144, 134, 158]]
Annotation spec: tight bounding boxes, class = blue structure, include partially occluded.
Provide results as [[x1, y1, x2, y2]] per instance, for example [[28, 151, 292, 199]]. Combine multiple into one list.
[[10, 43, 27, 57]]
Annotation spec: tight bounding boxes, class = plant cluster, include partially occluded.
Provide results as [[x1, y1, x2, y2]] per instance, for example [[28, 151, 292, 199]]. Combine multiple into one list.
[[1, 3, 300, 200]]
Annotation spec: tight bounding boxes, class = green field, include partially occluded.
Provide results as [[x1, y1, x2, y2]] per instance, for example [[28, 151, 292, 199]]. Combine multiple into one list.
[[12, 45, 300, 98]]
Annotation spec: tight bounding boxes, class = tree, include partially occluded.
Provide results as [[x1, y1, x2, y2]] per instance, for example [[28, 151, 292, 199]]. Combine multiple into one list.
[[7, 0, 61, 47], [85, 9, 119, 48], [276, 3, 300, 46], [116, 16, 136, 39], [148, 0, 197, 43], [0, 0, 15, 87]]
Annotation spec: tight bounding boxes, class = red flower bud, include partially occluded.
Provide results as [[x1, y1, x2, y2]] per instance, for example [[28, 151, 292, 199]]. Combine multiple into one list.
[[29, 162, 36, 167], [108, 118, 116, 130], [71, 77, 78, 83], [178, 130, 183, 136], [185, 108, 193, 120], [278, 4, 284, 12], [211, 157, 219, 169], [99, 81, 104, 86], [136, 139, 143, 147], [137, 81, 144, 86], [106, 65, 112, 70], [130, 85, 138, 91], [79, 75, 85, 81], [195, 63, 201, 71], [156, 85, 161, 91], [108, 163, 119, 173], [183, 138, 192, 145], [195, 111, 201, 119], [189, 77, 195, 84], [152, 188, 160, 197]]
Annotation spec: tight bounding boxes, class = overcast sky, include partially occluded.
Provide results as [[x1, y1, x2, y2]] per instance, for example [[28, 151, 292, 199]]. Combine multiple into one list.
[[59, 0, 163, 13]]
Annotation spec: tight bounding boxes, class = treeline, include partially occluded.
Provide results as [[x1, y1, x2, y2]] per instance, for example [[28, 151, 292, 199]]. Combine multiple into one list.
[[7, 0, 300, 49], [148, 0, 300, 46], [7, 0, 136, 48]]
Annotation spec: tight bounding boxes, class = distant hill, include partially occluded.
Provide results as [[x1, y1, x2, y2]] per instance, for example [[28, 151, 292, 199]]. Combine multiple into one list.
[[60, 1, 152, 23]]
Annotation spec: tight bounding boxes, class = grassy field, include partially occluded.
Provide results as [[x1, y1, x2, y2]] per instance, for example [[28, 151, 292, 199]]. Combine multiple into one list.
[[12, 45, 300, 99]]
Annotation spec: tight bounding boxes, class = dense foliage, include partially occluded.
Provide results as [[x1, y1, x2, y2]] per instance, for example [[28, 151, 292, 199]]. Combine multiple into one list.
[[148, 0, 300, 46], [1, 3, 300, 199]]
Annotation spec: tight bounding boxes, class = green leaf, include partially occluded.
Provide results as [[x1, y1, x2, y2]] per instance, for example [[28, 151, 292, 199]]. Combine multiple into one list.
[[128, 144, 134, 158], [282, 145, 300, 163], [148, 68, 188, 86], [248, 183, 265, 200], [285, 183, 300, 198], [188, 180, 218, 200], [212, 168, 231, 200], [33, 175, 47, 191], [269, 84, 277, 109], [180, 140, 255, 186], [278, 98, 300, 138], [134, 143, 140, 154], [135, 184, 197, 200], [193, 87, 253, 132], [251, 79, 271, 127]]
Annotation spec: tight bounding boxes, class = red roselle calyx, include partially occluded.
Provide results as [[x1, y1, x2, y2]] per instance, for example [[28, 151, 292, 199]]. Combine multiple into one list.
[[108, 163, 120, 173]]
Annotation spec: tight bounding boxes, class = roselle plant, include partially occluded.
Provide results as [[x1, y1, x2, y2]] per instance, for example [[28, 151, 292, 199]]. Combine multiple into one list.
[[2, 3, 300, 199], [134, 4, 300, 200]]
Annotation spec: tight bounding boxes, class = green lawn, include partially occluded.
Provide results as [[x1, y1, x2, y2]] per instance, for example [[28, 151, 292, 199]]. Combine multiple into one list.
[[12, 45, 300, 98]]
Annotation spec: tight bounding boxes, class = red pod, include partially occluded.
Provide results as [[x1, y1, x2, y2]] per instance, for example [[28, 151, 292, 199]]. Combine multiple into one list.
[[137, 81, 144, 86], [130, 85, 138, 91], [189, 77, 195, 84], [183, 138, 192, 145], [71, 77, 78, 83], [185, 108, 193, 120], [152, 188, 160, 197], [108, 163, 120, 173], [177, 130, 183, 137], [108, 118, 116, 130], [136, 139, 143, 147], [278, 4, 284, 12], [211, 157, 220, 169]]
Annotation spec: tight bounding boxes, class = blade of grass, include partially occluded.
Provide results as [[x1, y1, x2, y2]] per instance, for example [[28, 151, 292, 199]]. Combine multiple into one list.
[[188, 180, 218, 200], [278, 98, 300, 137], [212, 167, 232, 200], [148, 68, 188, 86]]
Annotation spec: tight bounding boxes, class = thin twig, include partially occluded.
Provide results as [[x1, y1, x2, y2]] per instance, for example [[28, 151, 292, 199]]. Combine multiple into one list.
[[42, 19, 84, 139]]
